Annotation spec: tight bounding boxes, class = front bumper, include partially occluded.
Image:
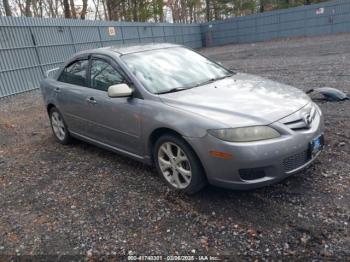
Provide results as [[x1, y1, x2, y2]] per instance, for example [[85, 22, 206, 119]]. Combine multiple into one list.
[[186, 105, 325, 190]]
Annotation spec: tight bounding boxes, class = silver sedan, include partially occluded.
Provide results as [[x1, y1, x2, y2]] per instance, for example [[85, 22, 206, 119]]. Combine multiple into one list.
[[40, 43, 324, 194]]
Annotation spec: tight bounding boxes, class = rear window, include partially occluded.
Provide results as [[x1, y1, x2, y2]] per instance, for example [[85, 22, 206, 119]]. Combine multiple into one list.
[[58, 60, 89, 87]]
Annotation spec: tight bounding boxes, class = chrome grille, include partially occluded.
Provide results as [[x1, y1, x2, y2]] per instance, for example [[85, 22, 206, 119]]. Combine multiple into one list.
[[281, 103, 317, 131], [284, 118, 310, 131], [283, 150, 310, 172]]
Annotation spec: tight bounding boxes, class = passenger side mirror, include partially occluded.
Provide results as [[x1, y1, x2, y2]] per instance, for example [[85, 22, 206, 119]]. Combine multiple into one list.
[[108, 83, 133, 98]]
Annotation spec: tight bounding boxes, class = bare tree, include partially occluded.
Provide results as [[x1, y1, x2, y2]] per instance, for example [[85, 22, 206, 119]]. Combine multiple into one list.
[[32, 0, 44, 17], [106, 0, 122, 21], [101, 0, 108, 19], [24, 0, 32, 16], [205, 0, 209, 21], [69, 0, 76, 18], [47, 0, 55, 17], [131, 0, 137, 21], [81, 0, 88, 19], [63, 0, 70, 18], [3, 0, 12, 16], [92, 0, 101, 19]]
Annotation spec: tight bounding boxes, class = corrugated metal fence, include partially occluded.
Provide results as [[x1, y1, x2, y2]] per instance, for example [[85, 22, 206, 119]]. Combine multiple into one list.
[[0, 17, 202, 98], [201, 0, 350, 46], [1, 0, 350, 98]]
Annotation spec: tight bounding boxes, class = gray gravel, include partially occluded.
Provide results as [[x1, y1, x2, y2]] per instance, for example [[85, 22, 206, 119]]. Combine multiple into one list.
[[0, 33, 349, 260]]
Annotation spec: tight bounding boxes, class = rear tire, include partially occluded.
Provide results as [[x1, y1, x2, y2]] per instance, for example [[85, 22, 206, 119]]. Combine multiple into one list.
[[154, 134, 207, 194], [49, 107, 71, 145]]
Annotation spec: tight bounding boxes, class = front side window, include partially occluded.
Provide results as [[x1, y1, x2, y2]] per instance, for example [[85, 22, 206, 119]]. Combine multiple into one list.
[[90, 59, 125, 92], [121, 47, 232, 94], [58, 60, 88, 87]]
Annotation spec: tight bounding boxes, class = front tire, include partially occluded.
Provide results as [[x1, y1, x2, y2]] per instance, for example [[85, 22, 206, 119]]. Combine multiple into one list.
[[49, 107, 71, 145], [154, 134, 207, 194]]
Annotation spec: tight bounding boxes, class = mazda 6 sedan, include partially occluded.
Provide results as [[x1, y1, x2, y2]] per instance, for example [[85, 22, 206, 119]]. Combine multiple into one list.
[[40, 43, 324, 194]]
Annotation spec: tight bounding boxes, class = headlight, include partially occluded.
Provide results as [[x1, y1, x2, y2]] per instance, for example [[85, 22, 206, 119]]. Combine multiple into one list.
[[208, 126, 280, 142]]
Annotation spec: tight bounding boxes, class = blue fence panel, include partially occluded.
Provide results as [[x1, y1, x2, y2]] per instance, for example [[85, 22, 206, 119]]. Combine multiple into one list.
[[201, 0, 350, 47], [0, 17, 202, 98], [2, 0, 350, 98]]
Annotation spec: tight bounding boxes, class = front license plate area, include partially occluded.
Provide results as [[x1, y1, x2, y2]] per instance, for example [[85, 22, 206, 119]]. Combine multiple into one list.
[[309, 134, 324, 158]]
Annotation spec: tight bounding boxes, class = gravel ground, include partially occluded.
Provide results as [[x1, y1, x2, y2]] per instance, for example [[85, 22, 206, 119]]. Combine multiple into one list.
[[0, 33, 349, 260]]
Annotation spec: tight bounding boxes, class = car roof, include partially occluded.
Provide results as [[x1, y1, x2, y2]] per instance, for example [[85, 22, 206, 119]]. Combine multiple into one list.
[[78, 43, 182, 57]]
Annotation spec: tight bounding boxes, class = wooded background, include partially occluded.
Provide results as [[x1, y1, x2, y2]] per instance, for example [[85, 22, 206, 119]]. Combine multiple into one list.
[[0, 0, 331, 23]]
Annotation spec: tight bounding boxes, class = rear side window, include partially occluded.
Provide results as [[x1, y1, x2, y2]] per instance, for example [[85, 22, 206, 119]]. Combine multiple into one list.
[[90, 59, 125, 92], [58, 60, 89, 87]]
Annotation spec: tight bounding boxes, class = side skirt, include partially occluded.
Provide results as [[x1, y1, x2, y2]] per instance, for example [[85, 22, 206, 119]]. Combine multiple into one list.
[[70, 131, 152, 165]]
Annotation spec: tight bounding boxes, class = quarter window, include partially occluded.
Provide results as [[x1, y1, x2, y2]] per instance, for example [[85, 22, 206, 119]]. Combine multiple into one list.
[[90, 59, 125, 92], [58, 60, 88, 87]]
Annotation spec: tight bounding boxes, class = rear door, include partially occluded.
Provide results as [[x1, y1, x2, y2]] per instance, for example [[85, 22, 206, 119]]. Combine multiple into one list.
[[55, 56, 96, 137], [84, 55, 142, 154]]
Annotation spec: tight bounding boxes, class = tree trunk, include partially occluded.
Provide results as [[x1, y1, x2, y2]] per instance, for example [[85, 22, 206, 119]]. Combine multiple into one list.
[[132, 0, 137, 21], [159, 0, 163, 22], [260, 1, 264, 13], [101, 0, 108, 20], [106, 0, 112, 20], [106, 0, 118, 20], [63, 0, 71, 18], [48, 0, 55, 17], [189, 5, 193, 23], [152, 0, 157, 22], [25, 0, 32, 16], [39, 0, 43, 17], [92, 0, 100, 20], [69, 0, 76, 18], [54, 0, 59, 17], [3, 0, 12, 16], [213, 0, 219, 20], [80, 0, 88, 19], [205, 0, 210, 22]]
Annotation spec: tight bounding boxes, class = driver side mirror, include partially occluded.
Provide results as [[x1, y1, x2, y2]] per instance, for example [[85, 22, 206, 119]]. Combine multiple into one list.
[[108, 83, 133, 98]]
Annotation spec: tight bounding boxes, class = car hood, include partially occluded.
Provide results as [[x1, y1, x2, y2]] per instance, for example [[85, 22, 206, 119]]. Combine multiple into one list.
[[159, 73, 311, 128]]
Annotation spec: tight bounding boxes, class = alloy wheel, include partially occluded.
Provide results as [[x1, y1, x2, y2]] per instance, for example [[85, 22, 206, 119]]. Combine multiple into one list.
[[51, 111, 66, 141], [157, 142, 192, 189]]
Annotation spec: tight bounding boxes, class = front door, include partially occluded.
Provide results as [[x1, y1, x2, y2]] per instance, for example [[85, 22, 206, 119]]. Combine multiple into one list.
[[85, 57, 142, 155]]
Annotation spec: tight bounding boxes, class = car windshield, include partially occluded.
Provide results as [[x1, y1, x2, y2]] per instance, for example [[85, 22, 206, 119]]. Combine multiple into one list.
[[121, 47, 233, 94]]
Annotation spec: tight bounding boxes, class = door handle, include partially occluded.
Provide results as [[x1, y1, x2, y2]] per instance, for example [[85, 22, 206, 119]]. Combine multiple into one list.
[[86, 97, 97, 104], [54, 87, 61, 93]]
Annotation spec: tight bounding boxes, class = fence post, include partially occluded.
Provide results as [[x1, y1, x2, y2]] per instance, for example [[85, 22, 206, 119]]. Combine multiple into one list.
[[150, 25, 154, 43], [180, 25, 184, 45], [28, 27, 44, 77], [137, 25, 141, 43], [121, 26, 125, 44], [68, 27, 77, 53], [162, 24, 166, 43], [97, 26, 103, 47]]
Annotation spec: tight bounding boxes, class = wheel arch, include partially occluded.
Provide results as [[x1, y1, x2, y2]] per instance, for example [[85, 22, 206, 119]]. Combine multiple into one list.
[[148, 127, 206, 175], [47, 103, 56, 115], [149, 128, 181, 156]]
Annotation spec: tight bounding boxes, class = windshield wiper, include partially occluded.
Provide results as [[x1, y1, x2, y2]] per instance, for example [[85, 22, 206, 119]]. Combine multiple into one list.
[[156, 74, 234, 94], [191, 74, 234, 88], [156, 87, 187, 95]]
